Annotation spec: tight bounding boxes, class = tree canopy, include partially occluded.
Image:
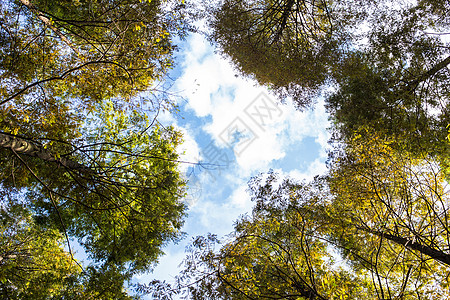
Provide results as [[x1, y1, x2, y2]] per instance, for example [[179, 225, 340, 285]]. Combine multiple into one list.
[[0, 0, 191, 298], [208, 0, 450, 113], [207, 0, 346, 107], [2, 0, 450, 299], [153, 162, 450, 299]]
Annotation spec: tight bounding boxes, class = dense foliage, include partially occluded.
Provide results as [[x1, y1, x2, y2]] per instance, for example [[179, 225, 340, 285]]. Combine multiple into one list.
[[0, 0, 190, 298], [206, 0, 347, 107]]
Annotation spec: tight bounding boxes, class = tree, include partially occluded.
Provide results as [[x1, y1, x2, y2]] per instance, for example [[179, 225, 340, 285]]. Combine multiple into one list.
[[0, 0, 191, 297], [325, 0, 450, 164], [0, 194, 81, 299], [0, 191, 140, 299], [326, 51, 450, 167], [326, 128, 450, 298], [0, 105, 188, 288], [207, 0, 346, 107], [0, 0, 190, 106], [144, 163, 450, 299], [141, 173, 378, 299]]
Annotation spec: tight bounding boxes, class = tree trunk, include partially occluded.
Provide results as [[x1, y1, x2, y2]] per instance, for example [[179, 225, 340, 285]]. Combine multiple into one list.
[[0, 133, 90, 173], [361, 227, 450, 266]]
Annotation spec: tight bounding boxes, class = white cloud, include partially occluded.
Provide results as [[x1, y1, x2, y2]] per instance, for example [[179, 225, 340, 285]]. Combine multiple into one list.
[[227, 183, 253, 211], [175, 125, 201, 173], [186, 178, 251, 233], [176, 34, 242, 117], [176, 32, 331, 180], [147, 32, 332, 290], [287, 157, 329, 182]]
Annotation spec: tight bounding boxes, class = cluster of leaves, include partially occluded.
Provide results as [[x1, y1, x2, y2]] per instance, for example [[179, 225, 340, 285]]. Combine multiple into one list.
[[0, 191, 138, 299], [327, 129, 450, 298], [0, 0, 190, 104], [206, 0, 346, 108]]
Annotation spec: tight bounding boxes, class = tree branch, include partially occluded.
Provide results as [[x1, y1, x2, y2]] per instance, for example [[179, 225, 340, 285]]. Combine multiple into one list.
[[19, 0, 79, 54], [360, 226, 450, 266], [0, 60, 130, 105], [407, 55, 450, 91]]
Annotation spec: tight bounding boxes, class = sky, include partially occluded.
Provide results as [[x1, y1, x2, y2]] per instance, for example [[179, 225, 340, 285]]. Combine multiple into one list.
[[134, 31, 331, 293]]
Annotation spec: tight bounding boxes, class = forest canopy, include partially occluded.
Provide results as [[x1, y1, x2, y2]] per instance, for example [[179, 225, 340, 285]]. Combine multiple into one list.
[[1, 0, 450, 299]]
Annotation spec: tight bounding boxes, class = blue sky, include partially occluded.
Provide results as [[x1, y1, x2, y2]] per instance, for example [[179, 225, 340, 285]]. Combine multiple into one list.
[[134, 32, 331, 290]]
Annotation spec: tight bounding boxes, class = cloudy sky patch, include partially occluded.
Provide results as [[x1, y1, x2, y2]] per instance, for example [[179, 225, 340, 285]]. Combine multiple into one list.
[[142, 32, 331, 291]]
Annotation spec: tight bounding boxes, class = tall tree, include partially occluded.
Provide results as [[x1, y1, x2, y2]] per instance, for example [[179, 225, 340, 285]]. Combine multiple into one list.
[[327, 128, 450, 298], [0, 104, 188, 290], [0, 0, 191, 297], [0, 194, 81, 299], [0, 0, 190, 106], [145, 165, 450, 299], [326, 0, 450, 159], [141, 173, 378, 299], [0, 192, 141, 299], [207, 0, 346, 108]]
